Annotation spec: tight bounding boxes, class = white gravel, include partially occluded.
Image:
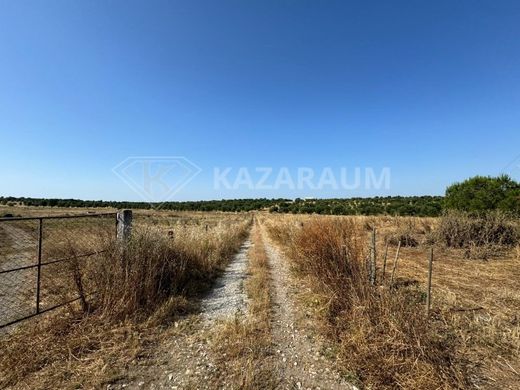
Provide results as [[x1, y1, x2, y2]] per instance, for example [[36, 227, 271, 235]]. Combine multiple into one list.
[[201, 239, 251, 322]]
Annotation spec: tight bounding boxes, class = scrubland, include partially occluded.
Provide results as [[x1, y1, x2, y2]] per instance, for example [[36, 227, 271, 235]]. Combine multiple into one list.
[[1, 206, 519, 389], [0, 210, 251, 389], [263, 211, 520, 389]]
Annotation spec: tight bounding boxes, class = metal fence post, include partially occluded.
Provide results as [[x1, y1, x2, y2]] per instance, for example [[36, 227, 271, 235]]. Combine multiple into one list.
[[36, 218, 43, 314], [116, 210, 133, 242], [370, 228, 377, 286], [426, 247, 434, 316]]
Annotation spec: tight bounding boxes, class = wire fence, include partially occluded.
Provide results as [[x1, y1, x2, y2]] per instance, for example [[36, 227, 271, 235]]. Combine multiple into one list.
[[0, 213, 118, 329]]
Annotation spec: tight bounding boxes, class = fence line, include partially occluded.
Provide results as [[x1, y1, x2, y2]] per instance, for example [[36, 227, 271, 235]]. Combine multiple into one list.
[[0, 211, 132, 329]]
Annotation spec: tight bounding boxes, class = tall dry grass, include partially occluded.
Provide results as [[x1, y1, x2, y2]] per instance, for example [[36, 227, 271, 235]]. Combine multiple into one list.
[[0, 216, 251, 389], [91, 221, 250, 320], [266, 216, 469, 389], [436, 210, 519, 259]]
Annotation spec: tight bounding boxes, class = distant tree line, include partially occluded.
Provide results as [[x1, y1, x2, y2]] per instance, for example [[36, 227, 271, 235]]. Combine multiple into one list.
[[0, 195, 443, 216], [2, 176, 517, 216], [269, 196, 443, 216]]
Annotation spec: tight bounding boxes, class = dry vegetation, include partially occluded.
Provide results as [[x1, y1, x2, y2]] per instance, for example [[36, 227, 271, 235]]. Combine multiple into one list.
[[0, 210, 251, 389], [1, 206, 519, 389], [264, 212, 520, 389], [435, 210, 519, 259], [209, 219, 275, 388]]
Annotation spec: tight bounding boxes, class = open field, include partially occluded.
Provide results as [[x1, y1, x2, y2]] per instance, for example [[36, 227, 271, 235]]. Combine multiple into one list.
[[3, 1, 520, 388], [0, 207, 252, 388], [263, 213, 520, 389], [0, 207, 519, 389]]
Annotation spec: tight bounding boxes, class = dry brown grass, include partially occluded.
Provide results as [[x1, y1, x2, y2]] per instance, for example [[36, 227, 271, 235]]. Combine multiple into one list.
[[435, 210, 519, 259], [394, 243, 520, 388], [210, 219, 275, 389], [0, 213, 251, 389], [265, 215, 469, 389]]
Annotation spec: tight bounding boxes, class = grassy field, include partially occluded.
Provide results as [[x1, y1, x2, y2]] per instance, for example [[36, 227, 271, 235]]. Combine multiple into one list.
[[263, 213, 520, 389], [0, 206, 518, 388]]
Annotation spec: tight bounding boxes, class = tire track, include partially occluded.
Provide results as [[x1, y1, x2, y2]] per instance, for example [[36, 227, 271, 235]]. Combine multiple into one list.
[[261, 226, 355, 390]]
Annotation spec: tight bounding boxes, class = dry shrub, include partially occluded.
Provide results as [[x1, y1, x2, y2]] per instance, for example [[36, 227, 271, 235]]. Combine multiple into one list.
[[271, 217, 468, 389], [387, 218, 420, 247], [363, 216, 378, 231], [436, 211, 519, 259], [387, 231, 419, 247], [0, 217, 251, 389]]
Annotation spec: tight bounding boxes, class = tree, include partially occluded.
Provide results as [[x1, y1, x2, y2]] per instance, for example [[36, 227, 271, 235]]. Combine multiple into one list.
[[444, 175, 520, 213]]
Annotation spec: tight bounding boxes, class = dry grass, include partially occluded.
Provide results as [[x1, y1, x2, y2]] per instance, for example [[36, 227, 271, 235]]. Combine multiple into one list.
[[394, 244, 520, 388], [386, 218, 421, 247], [210, 219, 276, 389], [435, 210, 519, 259], [265, 215, 469, 389], [0, 212, 251, 389]]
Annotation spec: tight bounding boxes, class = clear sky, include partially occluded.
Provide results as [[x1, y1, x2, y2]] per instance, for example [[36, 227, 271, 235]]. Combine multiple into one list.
[[1, 0, 519, 201]]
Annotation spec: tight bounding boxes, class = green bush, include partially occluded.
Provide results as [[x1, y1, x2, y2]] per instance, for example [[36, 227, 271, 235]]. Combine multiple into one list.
[[445, 175, 520, 213]]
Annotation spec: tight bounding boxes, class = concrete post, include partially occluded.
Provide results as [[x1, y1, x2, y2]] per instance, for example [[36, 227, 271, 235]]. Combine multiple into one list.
[[117, 209, 133, 242]]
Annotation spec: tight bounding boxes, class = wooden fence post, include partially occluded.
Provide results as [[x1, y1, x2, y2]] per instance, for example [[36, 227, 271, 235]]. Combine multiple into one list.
[[390, 240, 401, 286], [117, 209, 133, 242], [35, 218, 43, 314], [370, 228, 376, 285], [426, 247, 434, 315]]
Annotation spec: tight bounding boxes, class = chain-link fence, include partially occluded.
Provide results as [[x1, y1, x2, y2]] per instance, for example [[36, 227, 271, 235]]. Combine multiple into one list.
[[0, 213, 118, 328]]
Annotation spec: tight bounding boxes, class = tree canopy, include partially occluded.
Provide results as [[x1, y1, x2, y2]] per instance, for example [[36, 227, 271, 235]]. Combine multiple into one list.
[[444, 175, 520, 213]]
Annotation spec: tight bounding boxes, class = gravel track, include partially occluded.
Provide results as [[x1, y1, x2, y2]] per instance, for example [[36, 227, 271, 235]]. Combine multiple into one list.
[[201, 239, 251, 322], [262, 228, 355, 390], [113, 226, 355, 389], [113, 237, 253, 390]]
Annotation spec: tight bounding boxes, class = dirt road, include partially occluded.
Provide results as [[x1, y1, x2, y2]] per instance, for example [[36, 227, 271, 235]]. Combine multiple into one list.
[[112, 225, 354, 389], [264, 233, 354, 389]]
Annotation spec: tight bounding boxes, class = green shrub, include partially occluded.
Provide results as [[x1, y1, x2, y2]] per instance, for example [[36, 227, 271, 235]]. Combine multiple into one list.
[[445, 175, 520, 213]]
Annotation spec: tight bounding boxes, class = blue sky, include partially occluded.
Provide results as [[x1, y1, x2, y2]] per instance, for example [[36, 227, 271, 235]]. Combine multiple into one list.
[[1, 0, 519, 201]]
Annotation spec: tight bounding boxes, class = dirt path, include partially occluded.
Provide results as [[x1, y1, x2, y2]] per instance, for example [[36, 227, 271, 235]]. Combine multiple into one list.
[[262, 228, 355, 390], [111, 238, 253, 390], [201, 239, 251, 322], [111, 227, 354, 389]]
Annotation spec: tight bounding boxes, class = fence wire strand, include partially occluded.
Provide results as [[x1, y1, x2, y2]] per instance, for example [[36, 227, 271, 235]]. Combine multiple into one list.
[[0, 213, 117, 328]]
